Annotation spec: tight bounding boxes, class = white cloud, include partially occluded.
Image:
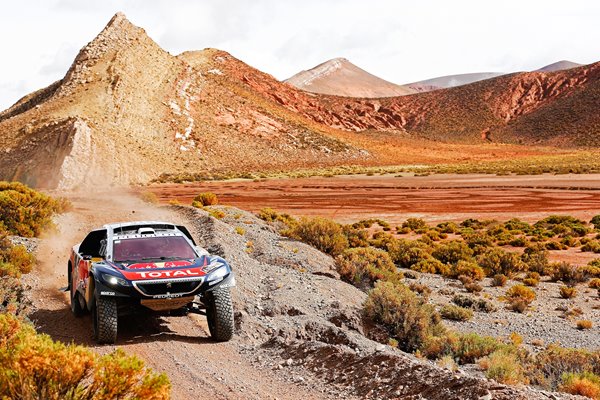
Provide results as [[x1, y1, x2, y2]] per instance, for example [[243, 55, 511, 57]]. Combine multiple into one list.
[[1, 0, 599, 110]]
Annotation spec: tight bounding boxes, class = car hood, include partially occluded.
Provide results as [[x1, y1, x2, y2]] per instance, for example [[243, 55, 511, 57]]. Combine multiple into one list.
[[108, 255, 227, 281]]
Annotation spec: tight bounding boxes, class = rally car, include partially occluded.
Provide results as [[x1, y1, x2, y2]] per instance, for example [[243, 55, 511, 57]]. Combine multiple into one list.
[[67, 221, 235, 344]]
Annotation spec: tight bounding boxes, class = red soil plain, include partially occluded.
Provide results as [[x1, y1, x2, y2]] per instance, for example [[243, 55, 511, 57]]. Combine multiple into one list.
[[147, 173, 600, 224]]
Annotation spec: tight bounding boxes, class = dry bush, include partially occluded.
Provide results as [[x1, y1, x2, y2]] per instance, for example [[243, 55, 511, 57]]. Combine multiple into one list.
[[336, 247, 400, 289], [139, 191, 159, 204], [0, 244, 35, 278], [0, 181, 69, 237], [478, 248, 525, 278], [492, 274, 508, 287], [591, 215, 600, 231], [0, 314, 170, 399], [364, 281, 442, 352], [559, 286, 578, 299], [440, 304, 473, 321], [549, 262, 587, 285], [421, 332, 502, 364], [191, 192, 218, 207], [505, 284, 536, 313], [479, 350, 527, 385], [589, 278, 600, 289], [452, 294, 496, 313], [342, 225, 370, 248], [560, 372, 600, 399], [410, 257, 448, 275], [576, 320, 593, 330], [408, 282, 432, 298], [286, 217, 348, 256], [464, 281, 483, 293], [436, 221, 459, 234], [529, 345, 600, 390], [257, 207, 297, 228], [0, 275, 30, 316], [523, 272, 540, 287], [448, 260, 485, 281], [432, 240, 473, 265], [402, 218, 428, 232], [522, 244, 550, 274], [386, 239, 431, 269]]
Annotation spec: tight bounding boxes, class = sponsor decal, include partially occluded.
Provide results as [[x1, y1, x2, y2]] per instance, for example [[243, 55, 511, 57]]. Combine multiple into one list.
[[101, 291, 116, 296], [126, 260, 193, 269], [121, 267, 205, 280], [152, 293, 184, 299]]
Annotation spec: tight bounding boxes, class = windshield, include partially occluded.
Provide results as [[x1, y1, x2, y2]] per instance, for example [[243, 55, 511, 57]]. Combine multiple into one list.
[[113, 236, 196, 262]]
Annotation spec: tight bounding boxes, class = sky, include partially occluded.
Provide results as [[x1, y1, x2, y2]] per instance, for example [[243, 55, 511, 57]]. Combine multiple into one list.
[[1, 0, 599, 110]]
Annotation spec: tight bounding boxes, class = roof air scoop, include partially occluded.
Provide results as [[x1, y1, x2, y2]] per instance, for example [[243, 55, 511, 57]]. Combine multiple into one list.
[[138, 227, 155, 235]]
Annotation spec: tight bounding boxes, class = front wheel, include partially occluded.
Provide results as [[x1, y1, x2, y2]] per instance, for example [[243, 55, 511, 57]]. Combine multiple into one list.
[[205, 288, 234, 342], [92, 295, 118, 344]]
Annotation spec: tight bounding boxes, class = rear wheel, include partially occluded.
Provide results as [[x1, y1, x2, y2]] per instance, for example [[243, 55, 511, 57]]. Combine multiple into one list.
[[69, 266, 85, 317], [92, 295, 118, 344], [205, 288, 234, 342]]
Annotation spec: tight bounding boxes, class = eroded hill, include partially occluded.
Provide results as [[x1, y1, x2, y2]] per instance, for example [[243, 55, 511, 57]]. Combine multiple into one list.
[[1, 13, 599, 190]]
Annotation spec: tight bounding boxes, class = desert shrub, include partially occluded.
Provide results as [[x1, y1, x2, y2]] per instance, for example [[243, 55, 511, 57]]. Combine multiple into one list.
[[336, 247, 400, 289], [463, 280, 483, 293], [530, 345, 600, 390], [0, 181, 69, 237], [402, 218, 428, 232], [410, 257, 448, 275], [386, 239, 431, 268], [408, 282, 432, 298], [364, 281, 442, 352], [589, 278, 600, 289], [421, 332, 502, 364], [492, 274, 508, 287], [436, 221, 459, 234], [0, 314, 170, 399], [549, 262, 587, 285], [0, 244, 36, 278], [369, 231, 396, 250], [559, 286, 578, 299], [522, 278, 539, 287], [257, 207, 297, 228], [479, 349, 527, 385], [560, 372, 600, 398], [576, 320, 593, 330], [286, 217, 348, 256], [505, 284, 536, 312], [452, 294, 497, 313], [432, 240, 473, 265], [591, 215, 600, 230], [191, 192, 218, 207], [342, 225, 370, 248], [521, 244, 550, 273], [463, 232, 494, 254], [504, 218, 532, 234], [478, 248, 525, 277], [460, 218, 486, 229], [582, 240, 600, 253], [448, 260, 485, 281], [509, 236, 529, 247], [440, 304, 473, 321], [139, 191, 159, 204], [0, 275, 30, 316]]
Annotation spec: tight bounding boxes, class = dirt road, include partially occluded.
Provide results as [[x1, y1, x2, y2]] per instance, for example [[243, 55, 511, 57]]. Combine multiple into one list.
[[146, 173, 600, 224], [28, 193, 334, 400]]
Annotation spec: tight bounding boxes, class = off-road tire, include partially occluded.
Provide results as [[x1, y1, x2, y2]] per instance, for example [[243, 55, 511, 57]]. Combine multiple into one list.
[[92, 295, 118, 344], [70, 266, 85, 317], [206, 288, 234, 341]]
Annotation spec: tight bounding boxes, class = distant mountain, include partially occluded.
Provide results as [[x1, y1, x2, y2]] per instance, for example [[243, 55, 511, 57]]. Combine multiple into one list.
[[284, 58, 415, 97], [407, 72, 505, 93], [536, 60, 583, 72]]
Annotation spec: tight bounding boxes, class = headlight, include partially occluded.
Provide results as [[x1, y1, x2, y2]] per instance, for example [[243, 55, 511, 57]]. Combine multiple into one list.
[[207, 265, 229, 285], [102, 273, 130, 286]]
